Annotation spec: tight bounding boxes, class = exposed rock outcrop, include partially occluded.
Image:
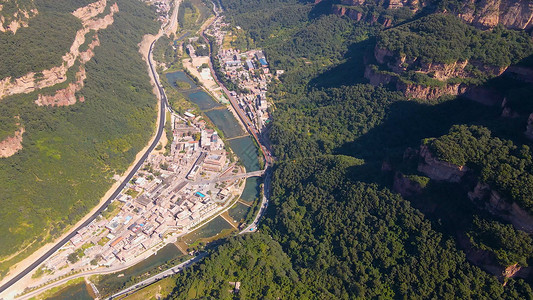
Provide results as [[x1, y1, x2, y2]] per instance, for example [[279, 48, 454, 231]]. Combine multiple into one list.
[[417, 145, 468, 182], [0, 123, 24, 158], [35, 66, 87, 107], [335, 0, 423, 13], [364, 65, 393, 86], [364, 64, 469, 100], [397, 81, 466, 100], [0, 0, 38, 34], [458, 232, 531, 281], [366, 42, 511, 100], [332, 0, 533, 31], [505, 65, 533, 84], [331, 0, 424, 27], [0, 0, 118, 101], [392, 172, 424, 197], [72, 0, 108, 22], [468, 182, 533, 233], [372, 46, 507, 80], [463, 86, 506, 106], [456, 0, 533, 31], [35, 34, 101, 106]]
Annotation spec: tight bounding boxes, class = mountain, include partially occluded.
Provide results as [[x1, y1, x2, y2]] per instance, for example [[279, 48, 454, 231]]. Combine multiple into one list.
[[159, 0, 533, 298], [330, 0, 533, 30], [0, 0, 159, 279], [364, 13, 533, 100], [0, 0, 38, 33]]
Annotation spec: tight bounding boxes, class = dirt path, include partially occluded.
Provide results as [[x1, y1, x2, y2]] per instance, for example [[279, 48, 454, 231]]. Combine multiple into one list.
[[220, 212, 238, 229]]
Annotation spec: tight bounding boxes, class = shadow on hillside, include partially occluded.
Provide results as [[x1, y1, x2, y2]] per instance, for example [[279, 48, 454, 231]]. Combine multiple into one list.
[[308, 38, 375, 88], [336, 97, 503, 162], [308, 0, 334, 19], [331, 52, 533, 163]]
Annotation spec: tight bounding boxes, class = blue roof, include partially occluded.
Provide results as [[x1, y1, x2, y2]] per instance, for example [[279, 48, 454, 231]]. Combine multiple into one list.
[[259, 58, 268, 65]]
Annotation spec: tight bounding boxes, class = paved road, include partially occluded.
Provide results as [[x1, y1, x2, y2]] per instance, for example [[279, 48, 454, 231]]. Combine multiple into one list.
[[201, 0, 273, 234], [106, 253, 207, 299], [199, 9, 272, 167], [240, 167, 271, 233], [100, 4, 274, 298], [0, 15, 170, 300]]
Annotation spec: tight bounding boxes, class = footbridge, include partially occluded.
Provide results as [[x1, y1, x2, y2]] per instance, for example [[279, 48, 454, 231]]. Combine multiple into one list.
[[190, 170, 265, 185]]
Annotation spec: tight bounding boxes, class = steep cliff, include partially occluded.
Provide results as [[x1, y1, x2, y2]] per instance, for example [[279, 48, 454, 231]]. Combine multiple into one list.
[[331, 0, 421, 27], [365, 14, 533, 100], [364, 63, 469, 100], [0, 119, 24, 158], [332, 0, 533, 31], [417, 145, 468, 182], [392, 172, 427, 197], [455, 0, 533, 31], [35, 34, 101, 107], [468, 182, 533, 234]]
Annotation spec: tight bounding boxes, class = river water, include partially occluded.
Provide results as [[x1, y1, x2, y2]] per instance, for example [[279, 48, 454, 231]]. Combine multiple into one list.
[[228, 177, 262, 222], [44, 282, 92, 300], [165, 71, 260, 171]]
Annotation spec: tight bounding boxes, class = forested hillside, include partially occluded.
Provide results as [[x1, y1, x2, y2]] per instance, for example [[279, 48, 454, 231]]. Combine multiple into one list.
[[165, 0, 533, 298], [0, 0, 159, 279]]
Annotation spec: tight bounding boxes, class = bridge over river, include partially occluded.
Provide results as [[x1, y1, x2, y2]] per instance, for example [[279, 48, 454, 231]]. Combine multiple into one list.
[[190, 170, 265, 185]]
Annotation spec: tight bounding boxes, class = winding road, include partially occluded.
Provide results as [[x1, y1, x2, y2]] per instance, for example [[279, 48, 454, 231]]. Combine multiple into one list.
[[1, 1, 273, 298], [0, 13, 169, 300]]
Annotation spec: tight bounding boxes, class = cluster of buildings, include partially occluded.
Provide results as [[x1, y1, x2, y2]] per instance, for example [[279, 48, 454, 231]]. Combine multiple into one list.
[[145, 0, 172, 24], [205, 17, 276, 131], [41, 112, 244, 274]]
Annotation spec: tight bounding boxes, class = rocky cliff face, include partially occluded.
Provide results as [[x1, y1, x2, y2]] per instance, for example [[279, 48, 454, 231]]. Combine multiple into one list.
[[0, 0, 38, 34], [35, 34, 101, 107], [392, 172, 424, 197], [0, 122, 24, 158], [366, 43, 511, 100], [458, 232, 531, 281], [505, 65, 533, 83], [468, 182, 533, 233], [335, 0, 423, 12], [456, 0, 533, 31], [331, 0, 424, 27], [0, 0, 118, 102], [364, 64, 469, 100], [397, 80, 466, 100], [417, 145, 468, 182], [373, 45, 507, 80], [332, 0, 533, 31]]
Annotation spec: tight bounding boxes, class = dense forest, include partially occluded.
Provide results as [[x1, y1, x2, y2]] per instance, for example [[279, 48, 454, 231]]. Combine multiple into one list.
[[0, 0, 99, 79], [168, 156, 532, 298], [161, 0, 533, 298], [377, 14, 533, 68], [425, 125, 533, 213], [0, 0, 159, 278]]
